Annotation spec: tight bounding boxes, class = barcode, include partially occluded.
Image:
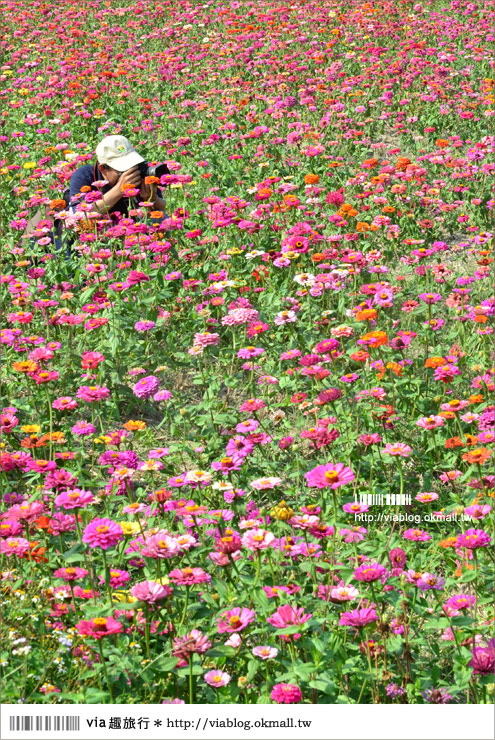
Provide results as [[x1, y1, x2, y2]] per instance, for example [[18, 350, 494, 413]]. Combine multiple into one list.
[[9, 716, 80, 732], [359, 493, 411, 506]]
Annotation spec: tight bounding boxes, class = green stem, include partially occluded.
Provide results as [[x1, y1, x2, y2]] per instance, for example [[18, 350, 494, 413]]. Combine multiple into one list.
[[98, 640, 113, 702]]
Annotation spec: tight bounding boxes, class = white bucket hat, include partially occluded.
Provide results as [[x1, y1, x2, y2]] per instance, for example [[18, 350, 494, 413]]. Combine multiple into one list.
[[95, 135, 144, 172]]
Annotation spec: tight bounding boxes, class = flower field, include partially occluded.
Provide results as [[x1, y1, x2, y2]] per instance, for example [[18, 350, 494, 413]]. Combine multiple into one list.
[[1, 0, 494, 707]]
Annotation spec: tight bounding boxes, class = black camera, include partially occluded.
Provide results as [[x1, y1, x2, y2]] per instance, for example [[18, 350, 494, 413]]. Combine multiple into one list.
[[137, 161, 170, 180]]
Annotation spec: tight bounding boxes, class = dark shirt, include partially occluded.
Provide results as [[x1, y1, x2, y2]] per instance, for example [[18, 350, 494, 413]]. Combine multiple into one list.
[[69, 163, 129, 217], [68, 163, 163, 219]]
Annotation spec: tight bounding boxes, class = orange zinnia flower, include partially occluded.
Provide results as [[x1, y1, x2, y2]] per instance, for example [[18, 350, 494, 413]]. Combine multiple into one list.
[[304, 174, 319, 184], [396, 157, 411, 171], [464, 434, 479, 447], [13, 360, 38, 374], [50, 198, 67, 210], [356, 309, 377, 322], [439, 411, 456, 419], [123, 420, 146, 431], [359, 331, 388, 347], [462, 447, 492, 465], [445, 437, 464, 449], [425, 357, 446, 369], [351, 350, 370, 362], [439, 537, 458, 548], [144, 175, 160, 185]]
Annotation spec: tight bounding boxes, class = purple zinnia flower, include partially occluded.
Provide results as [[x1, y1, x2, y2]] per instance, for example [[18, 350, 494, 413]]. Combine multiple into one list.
[[133, 375, 160, 399], [421, 687, 453, 704]]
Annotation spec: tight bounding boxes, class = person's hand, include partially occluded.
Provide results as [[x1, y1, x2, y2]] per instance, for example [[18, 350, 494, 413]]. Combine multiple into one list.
[[116, 166, 142, 195], [139, 180, 153, 202]]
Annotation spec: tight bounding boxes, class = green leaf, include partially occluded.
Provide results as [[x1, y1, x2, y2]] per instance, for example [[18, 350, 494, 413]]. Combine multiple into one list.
[[63, 541, 87, 562], [153, 657, 179, 674]]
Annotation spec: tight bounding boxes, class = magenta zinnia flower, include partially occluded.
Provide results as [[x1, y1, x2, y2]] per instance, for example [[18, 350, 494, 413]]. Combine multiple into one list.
[[55, 488, 94, 510], [76, 616, 123, 640], [271, 683, 302, 704], [468, 639, 495, 675], [133, 375, 160, 399], [353, 562, 389, 582], [403, 528, 431, 542], [339, 608, 378, 627], [217, 607, 256, 633], [457, 528, 492, 549], [82, 518, 123, 550], [305, 462, 355, 489]]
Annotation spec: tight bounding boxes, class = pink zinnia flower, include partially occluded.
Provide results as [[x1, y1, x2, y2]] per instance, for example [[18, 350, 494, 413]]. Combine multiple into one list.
[[403, 528, 431, 542], [173, 630, 212, 660], [464, 504, 491, 520], [416, 416, 445, 430], [241, 528, 275, 550], [415, 492, 439, 503], [141, 533, 180, 559], [54, 567, 88, 582], [339, 608, 378, 627], [266, 604, 312, 629], [305, 462, 355, 489], [52, 396, 78, 411], [468, 639, 495, 675], [82, 518, 123, 550], [55, 489, 94, 509], [99, 569, 130, 589], [238, 397, 266, 412], [252, 645, 278, 660], [217, 607, 256, 633], [204, 670, 230, 688], [1, 537, 31, 557], [340, 526, 367, 543], [71, 420, 96, 437], [250, 476, 282, 490], [76, 616, 123, 640], [417, 573, 445, 591], [445, 594, 475, 612], [271, 683, 302, 704], [153, 390, 172, 402], [76, 385, 110, 403], [383, 442, 412, 457], [343, 501, 369, 514], [168, 567, 211, 585], [194, 331, 220, 347], [130, 580, 172, 603]]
